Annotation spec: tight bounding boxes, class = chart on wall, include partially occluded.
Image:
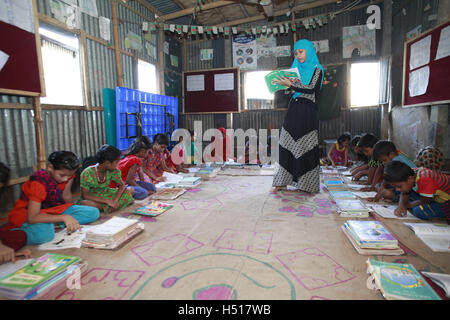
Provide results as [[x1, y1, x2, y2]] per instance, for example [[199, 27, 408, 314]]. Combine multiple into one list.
[[232, 35, 257, 70], [342, 25, 376, 59]]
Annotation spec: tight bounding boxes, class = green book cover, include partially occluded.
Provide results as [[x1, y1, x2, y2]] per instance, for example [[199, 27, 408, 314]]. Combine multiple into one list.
[[264, 68, 300, 94], [367, 258, 441, 300], [0, 253, 80, 291]]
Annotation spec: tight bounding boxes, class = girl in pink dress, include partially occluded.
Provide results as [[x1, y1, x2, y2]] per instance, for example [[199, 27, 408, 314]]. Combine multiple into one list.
[[328, 133, 351, 167]]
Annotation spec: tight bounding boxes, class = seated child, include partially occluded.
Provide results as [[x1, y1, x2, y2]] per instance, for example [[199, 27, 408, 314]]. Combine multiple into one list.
[[2, 151, 100, 245], [185, 130, 200, 165], [370, 140, 417, 203], [384, 161, 449, 222], [116, 138, 155, 200], [415, 145, 445, 171], [237, 136, 261, 165], [349, 135, 369, 178], [165, 136, 188, 173], [0, 162, 31, 264], [328, 133, 351, 167], [142, 134, 175, 183], [79, 144, 134, 213], [357, 133, 383, 189]]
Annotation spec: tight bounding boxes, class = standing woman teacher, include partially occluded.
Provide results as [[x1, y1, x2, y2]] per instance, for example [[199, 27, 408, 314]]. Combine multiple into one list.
[[272, 39, 324, 193]]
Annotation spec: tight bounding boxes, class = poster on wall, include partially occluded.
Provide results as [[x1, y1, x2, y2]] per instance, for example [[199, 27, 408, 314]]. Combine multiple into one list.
[[200, 49, 213, 61], [342, 25, 376, 59], [99, 16, 110, 41], [79, 0, 98, 18], [409, 35, 431, 70], [186, 75, 204, 92], [273, 46, 291, 57], [232, 35, 257, 70], [409, 66, 430, 97], [312, 40, 330, 53], [256, 35, 276, 57], [50, 0, 80, 29], [436, 24, 450, 61], [214, 73, 234, 91], [0, 0, 35, 33], [125, 32, 142, 50]]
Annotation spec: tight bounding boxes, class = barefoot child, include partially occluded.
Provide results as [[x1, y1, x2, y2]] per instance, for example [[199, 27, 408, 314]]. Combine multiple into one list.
[[328, 133, 351, 167]]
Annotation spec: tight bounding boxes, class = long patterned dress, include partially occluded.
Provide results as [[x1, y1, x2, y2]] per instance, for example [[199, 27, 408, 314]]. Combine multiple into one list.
[[79, 165, 134, 213], [272, 68, 323, 193]]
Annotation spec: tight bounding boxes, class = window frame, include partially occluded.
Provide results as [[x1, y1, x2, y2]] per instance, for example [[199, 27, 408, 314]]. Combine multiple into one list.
[[349, 61, 381, 108], [243, 70, 276, 110]]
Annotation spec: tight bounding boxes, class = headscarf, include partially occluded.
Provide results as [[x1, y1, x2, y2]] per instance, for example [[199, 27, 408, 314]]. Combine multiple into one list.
[[291, 39, 324, 99]]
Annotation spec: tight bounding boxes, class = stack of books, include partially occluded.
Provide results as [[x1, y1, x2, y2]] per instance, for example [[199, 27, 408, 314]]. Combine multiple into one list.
[[324, 179, 347, 191], [133, 200, 173, 217], [328, 190, 358, 200], [194, 167, 219, 180], [176, 176, 201, 188], [0, 253, 86, 300], [150, 188, 186, 200], [224, 161, 244, 169], [366, 258, 441, 300], [82, 217, 144, 250], [335, 199, 371, 217], [342, 220, 404, 255]]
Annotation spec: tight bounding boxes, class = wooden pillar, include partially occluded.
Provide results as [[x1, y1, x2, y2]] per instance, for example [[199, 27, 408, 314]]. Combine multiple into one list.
[[79, 30, 92, 110], [111, 0, 124, 87], [33, 97, 46, 169], [380, 0, 392, 140], [159, 28, 165, 95]]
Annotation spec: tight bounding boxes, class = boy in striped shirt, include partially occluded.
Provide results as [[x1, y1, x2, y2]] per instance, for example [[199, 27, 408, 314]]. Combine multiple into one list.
[[384, 161, 449, 222]]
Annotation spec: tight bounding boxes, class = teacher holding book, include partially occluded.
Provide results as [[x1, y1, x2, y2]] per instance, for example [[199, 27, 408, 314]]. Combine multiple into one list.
[[272, 39, 324, 193]]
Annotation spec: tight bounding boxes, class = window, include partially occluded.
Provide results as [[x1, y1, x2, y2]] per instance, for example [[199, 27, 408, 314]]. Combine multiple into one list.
[[350, 62, 380, 107], [138, 59, 157, 94], [244, 71, 273, 110], [39, 26, 83, 106]]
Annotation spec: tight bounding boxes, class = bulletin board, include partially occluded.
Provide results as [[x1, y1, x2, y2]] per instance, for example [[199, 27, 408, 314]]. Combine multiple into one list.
[[402, 19, 450, 107], [0, 0, 44, 97], [183, 67, 240, 113]]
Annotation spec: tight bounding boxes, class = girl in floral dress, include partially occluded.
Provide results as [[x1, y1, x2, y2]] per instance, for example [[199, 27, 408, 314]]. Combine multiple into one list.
[[79, 144, 134, 213]]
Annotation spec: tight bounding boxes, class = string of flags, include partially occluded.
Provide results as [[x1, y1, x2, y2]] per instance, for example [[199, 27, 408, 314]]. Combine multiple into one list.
[[142, 15, 330, 37]]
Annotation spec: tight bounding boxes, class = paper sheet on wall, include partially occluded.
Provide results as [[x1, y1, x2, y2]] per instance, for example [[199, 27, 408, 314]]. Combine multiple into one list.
[[0, 50, 9, 72], [186, 74, 205, 92], [170, 54, 178, 67], [200, 49, 213, 61], [60, 0, 77, 5], [50, 0, 80, 29], [214, 73, 234, 91], [79, 0, 98, 18], [0, 0, 35, 33], [273, 46, 291, 57], [99, 16, 111, 41], [163, 41, 169, 54], [409, 65, 430, 97], [342, 25, 376, 59], [436, 25, 450, 60], [409, 35, 431, 70]]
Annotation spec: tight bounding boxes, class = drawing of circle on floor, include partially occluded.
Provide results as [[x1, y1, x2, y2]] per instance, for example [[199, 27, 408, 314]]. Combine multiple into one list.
[[129, 253, 296, 300]]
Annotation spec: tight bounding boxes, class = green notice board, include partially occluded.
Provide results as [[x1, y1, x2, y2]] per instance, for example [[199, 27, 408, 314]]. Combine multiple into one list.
[[103, 88, 117, 147]]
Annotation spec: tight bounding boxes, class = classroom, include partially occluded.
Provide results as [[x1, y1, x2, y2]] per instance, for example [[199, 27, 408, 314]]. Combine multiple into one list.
[[0, 0, 449, 303]]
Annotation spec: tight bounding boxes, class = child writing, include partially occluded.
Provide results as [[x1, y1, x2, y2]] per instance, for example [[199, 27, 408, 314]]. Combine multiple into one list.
[[356, 133, 383, 190], [350, 135, 369, 179], [2, 151, 100, 245], [142, 134, 175, 183], [116, 138, 156, 200], [327, 133, 351, 167], [79, 144, 134, 213], [384, 161, 449, 222], [0, 162, 31, 264], [369, 140, 417, 203]]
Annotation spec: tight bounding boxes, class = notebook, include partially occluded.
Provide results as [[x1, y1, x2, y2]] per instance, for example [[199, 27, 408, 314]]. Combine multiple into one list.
[[150, 188, 186, 200], [37, 226, 96, 251], [351, 191, 378, 199], [133, 200, 173, 217], [328, 190, 358, 200], [335, 199, 370, 212], [176, 176, 201, 188], [366, 258, 441, 300], [342, 226, 404, 255], [0, 253, 81, 300], [347, 183, 367, 190], [82, 217, 144, 250], [403, 222, 450, 252]]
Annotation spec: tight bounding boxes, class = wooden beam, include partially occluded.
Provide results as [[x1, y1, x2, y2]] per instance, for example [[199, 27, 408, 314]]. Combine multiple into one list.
[[111, 0, 124, 87], [0, 103, 33, 110], [33, 97, 46, 170], [158, 28, 165, 95], [216, 0, 338, 27], [79, 30, 92, 110], [157, 1, 236, 22]]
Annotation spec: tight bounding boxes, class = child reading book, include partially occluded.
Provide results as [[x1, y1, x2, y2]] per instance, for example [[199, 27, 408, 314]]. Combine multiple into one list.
[[116, 138, 156, 200], [2, 151, 100, 245], [384, 161, 449, 222], [357, 133, 383, 189], [328, 132, 351, 167], [165, 136, 188, 173], [79, 144, 134, 213], [369, 140, 417, 203], [0, 162, 31, 264], [142, 134, 176, 183], [350, 135, 369, 179]]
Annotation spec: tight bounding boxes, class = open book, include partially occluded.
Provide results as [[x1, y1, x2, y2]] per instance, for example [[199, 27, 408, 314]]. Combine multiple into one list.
[[404, 222, 450, 252], [421, 272, 450, 298], [264, 68, 300, 93]]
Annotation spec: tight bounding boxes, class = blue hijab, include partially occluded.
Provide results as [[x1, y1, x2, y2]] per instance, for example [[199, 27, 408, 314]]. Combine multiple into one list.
[[291, 39, 324, 99]]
